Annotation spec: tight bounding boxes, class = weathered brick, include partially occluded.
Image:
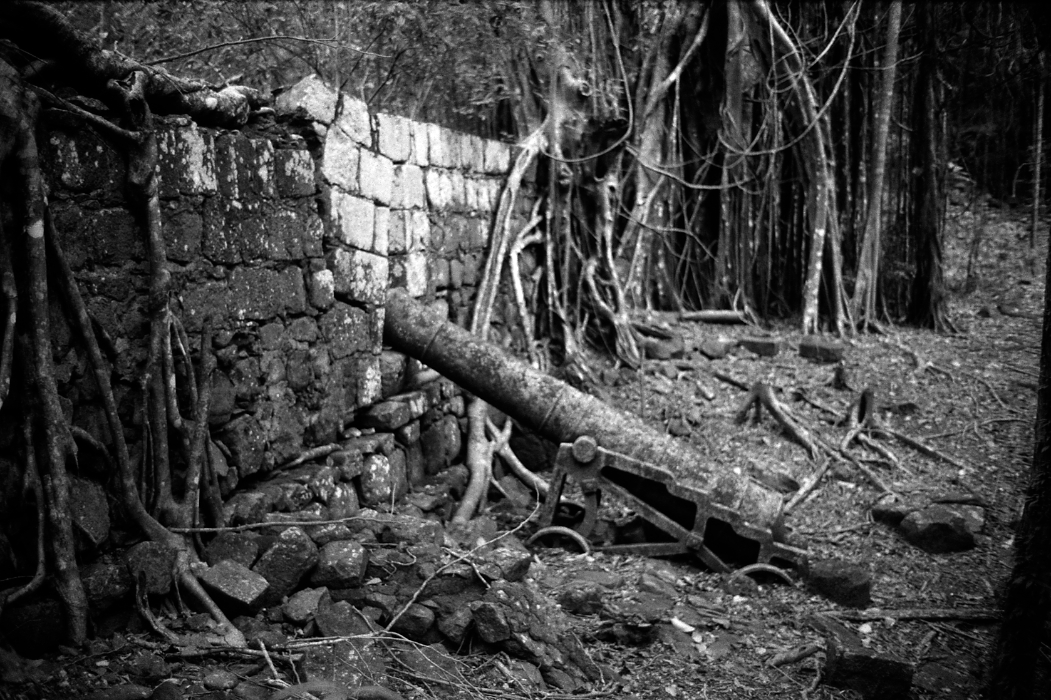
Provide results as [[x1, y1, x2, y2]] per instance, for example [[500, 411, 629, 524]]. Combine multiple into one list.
[[328, 191, 375, 251], [266, 205, 313, 260], [214, 132, 242, 198], [449, 170, 467, 210], [376, 112, 411, 163], [45, 129, 123, 199], [483, 139, 511, 174], [405, 252, 428, 297], [359, 149, 394, 205], [318, 302, 371, 359], [275, 149, 316, 197], [373, 206, 390, 257], [246, 139, 275, 198], [235, 200, 269, 262], [321, 124, 360, 192], [275, 74, 339, 124], [409, 121, 429, 166], [427, 123, 449, 168], [161, 203, 203, 263], [462, 135, 485, 172], [410, 211, 431, 252], [388, 210, 409, 255], [308, 269, 335, 310], [228, 267, 307, 320], [356, 355, 383, 408], [328, 248, 388, 306], [425, 168, 450, 210], [392, 164, 426, 209], [177, 279, 229, 332], [157, 123, 217, 197], [445, 130, 464, 169], [335, 96, 372, 146]]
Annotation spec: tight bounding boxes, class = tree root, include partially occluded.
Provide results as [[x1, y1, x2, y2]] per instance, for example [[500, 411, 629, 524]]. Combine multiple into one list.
[[736, 382, 820, 459]]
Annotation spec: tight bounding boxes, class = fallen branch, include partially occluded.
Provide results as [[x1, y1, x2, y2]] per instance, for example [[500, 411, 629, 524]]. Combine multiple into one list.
[[879, 427, 969, 472], [825, 607, 999, 623], [713, 370, 751, 392], [767, 642, 823, 667], [680, 309, 748, 324]]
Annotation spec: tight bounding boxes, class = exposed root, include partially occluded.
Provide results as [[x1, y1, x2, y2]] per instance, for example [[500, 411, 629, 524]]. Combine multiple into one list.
[[736, 382, 820, 459]]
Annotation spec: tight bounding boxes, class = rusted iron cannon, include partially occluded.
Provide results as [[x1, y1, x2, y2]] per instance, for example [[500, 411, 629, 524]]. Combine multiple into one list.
[[383, 289, 806, 570]]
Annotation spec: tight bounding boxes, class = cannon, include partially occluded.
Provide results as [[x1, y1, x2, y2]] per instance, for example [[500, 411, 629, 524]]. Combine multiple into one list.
[[383, 289, 807, 571]]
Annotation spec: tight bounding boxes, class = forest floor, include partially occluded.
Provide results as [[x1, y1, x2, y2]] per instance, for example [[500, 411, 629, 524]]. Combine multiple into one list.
[[524, 194, 1042, 700], [0, 194, 1042, 700]]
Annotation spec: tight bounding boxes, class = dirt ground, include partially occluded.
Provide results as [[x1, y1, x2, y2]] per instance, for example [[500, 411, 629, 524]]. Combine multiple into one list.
[[0, 194, 1043, 700]]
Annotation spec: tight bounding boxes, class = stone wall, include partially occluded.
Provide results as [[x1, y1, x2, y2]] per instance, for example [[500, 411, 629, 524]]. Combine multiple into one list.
[[29, 74, 532, 503]]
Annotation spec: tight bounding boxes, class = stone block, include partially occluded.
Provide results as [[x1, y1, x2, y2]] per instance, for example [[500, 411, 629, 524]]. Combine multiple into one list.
[[359, 400, 412, 430], [327, 482, 360, 519], [483, 139, 511, 174], [392, 164, 426, 209], [463, 135, 485, 172], [390, 603, 436, 640], [80, 554, 132, 610], [44, 128, 123, 199], [202, 198, 242, 264], [360, 452, 407, 507], [356, 355, 384, 408], [359, 149, 394, 205], [252, 526, 319, 606], [818, 617, 914, 700], [275, 149, 316, 197], [246, 139, 275, 198], [445, 130, 465, 169], [70, 475, 110, 550], [409, 121, 429, 166], [311, 541, 368, 588], [799, 336, 847, 363], [389, 390, 430, 420], [422, 414, 462, 475], [410, 211, 431, 251], [319, 302, 371, 358], [427, 123, 449, 168], [157, 123, 217, 197], [228, 266, 306, 320], [335, 96, 372, 146], [200, 560, 271, 613], [266, 205, 310, 260], [899, 505, 976, 553], [425, 168, 450, 210], [124, 541, 177, 595], [328, 248, 389, 306], [283, 587, 327, 626], [204, 532, 261, 569], [373, 205, 390, 257], [376, 112, 411, 163], [804, 558, 872, 608], [449, 170, 467, 210], [739, 337, 784, 357], [219, 414, 267, 479], [321, 125, 360, 192], [275, 74, 339, 124], [328, 190, 375, 251], [309, 269, 336, 310], [161, 202, 203, 263], [405, 252, 428, 297]]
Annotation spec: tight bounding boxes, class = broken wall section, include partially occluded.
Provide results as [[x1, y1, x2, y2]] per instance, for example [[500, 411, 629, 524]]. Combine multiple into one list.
[[29, 74, 534, 507]]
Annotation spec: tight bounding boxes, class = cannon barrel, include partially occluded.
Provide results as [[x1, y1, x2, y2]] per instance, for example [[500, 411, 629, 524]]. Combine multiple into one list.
[[383, 288, 785, 535]]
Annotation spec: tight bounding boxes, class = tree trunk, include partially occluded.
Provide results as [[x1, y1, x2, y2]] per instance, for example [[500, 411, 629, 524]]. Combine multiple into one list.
[[987, 173, 1051, 698], [852, 0, 901, 327], [907, 1, 951, 330], [1031, 53, 1045, 251]]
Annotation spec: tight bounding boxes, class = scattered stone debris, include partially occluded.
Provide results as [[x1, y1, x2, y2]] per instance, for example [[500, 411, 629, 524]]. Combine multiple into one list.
[[804, 558, 873, 608], [798, 336, 847, 363], [739, 336, 784, 357], [899, 504, 978, 553]]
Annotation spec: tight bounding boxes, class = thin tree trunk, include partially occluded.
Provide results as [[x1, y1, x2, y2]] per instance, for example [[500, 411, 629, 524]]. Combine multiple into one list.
[[852, 0, 901, 327], [988, 180, 1051, 698], [1031, 53, 1045, 251]]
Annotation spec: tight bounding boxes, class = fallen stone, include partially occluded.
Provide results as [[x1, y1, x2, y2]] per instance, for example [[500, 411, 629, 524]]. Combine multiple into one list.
[[421, 414, 462, 474], [899, 504, 976, 553], [202, 670, 238, 691], [283, 586, 328, 625], [124, 541, 176, 596], [80, 554, 133, 611], [389, 603, 436, 640], [471, 601, 511, 642], [506, 659, 546, 690], [223, 491, 270, 526], [357, 510, 444, 547], [738, 337, 783, 357], [326, 482, 360, 519], [485, 547, 533, 582], [697, 339, 734, 360], [358, 400, 412, 430], [203, 531, 261, 569], [817, 616, 913, 700], [305, 522, 355, 546], [436, 606, 474, 643], [638, 571, 678, 598], [871, 500, 915, 527], [804, 558, 872, 608], [311, 540, 369, 588], [328, 449, 364, 480], [252, 526, 319, 605], [198, 560, 270, 612], [799, 336, 847, 363], [557, 584, 605, 616], [642, 335, 685, 360], [359, 453, 407, 507], [70, 476, 110, 550]]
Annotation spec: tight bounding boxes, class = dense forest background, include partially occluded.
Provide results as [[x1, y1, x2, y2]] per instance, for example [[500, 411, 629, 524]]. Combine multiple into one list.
[[60, 1, 1051, 349]]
